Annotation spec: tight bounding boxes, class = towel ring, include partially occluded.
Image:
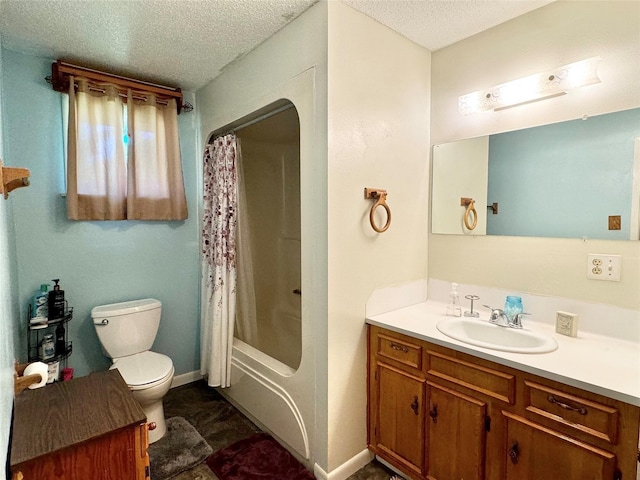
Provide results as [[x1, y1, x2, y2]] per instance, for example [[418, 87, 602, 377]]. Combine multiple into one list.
[[461, 197, 478, 231], [365, 187, 391, 233]]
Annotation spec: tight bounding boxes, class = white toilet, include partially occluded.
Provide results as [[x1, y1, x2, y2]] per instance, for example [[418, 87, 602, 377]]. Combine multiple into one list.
[[91, 298, 175, 443]]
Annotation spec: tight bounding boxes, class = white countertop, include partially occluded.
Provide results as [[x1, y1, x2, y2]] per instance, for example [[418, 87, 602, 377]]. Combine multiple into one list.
[[367, 301, 640, 407]]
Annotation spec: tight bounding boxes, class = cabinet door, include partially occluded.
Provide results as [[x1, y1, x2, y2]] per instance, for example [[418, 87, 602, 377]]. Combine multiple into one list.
[[12, 427, 140, 479], [375, 362, 426, 477], [502, 411, 617, 480], [425, 381, 487, 480], [135, 423, 151, 479]]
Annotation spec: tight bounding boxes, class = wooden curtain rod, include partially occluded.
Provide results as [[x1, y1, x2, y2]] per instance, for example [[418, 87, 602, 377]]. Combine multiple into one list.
[[51, 60, 184, 113]]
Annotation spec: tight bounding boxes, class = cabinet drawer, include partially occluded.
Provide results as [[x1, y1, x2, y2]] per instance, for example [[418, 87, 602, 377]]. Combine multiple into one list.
[[426, 350, 515, 404], [377, 333, 422, 370], [502, 411, 617, 480], [524, 381, 619, 444]]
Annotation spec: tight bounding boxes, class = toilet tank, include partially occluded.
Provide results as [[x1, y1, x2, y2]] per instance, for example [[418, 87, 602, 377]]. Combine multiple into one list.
[[91, 298, 161, 359]]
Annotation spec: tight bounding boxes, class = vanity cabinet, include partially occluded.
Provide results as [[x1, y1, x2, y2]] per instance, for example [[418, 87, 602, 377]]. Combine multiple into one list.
[[370, 332, 426, 477], [376, 362, 426, 476], [502, 411, 617, 480], [425, 381, 487, 480], [10, 369, 150, 480], [367, 325, 640, 480]]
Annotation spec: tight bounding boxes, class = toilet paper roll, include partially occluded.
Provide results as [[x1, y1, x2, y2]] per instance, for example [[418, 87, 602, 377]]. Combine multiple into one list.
[[23, 362, 49, 389]]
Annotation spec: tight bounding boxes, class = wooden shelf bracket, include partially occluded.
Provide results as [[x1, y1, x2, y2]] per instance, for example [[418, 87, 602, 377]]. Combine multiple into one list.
[[0, 159, 31, 199]]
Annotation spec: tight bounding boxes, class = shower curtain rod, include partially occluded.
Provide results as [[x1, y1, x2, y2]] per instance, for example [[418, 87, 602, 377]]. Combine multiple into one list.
[[234, 103, 294, 132], [211, 103, 295, 141]]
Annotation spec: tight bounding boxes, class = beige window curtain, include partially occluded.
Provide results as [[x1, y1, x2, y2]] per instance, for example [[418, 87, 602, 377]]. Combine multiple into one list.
[[66, 76, 188, 221], [67, 77, 127, 220], [127, 92, 187, 220]]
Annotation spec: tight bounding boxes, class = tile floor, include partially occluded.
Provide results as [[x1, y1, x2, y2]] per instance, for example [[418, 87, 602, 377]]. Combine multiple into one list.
[[162, 380, 396, 480]]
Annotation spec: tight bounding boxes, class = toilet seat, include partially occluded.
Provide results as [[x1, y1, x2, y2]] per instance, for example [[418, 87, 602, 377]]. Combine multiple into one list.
[[110, 351, 174, 390]]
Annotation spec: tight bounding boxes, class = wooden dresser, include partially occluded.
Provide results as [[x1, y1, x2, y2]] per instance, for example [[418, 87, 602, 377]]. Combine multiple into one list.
[[10, 369, 150, 480]]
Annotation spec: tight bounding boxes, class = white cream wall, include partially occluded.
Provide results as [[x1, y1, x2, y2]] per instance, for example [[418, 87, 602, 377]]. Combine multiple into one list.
[[326, 1, 430, 472], [430, 1, 640, 310], [197, 1, 431, 473], [197, 1, 329, 470]]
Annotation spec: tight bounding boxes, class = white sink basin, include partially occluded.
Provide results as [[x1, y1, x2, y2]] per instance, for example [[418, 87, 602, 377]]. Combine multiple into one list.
[[436, 317, 558, 354]]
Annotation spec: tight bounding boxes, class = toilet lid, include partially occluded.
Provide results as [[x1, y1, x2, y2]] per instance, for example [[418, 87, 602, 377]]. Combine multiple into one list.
[[110, 351, 173, 387]]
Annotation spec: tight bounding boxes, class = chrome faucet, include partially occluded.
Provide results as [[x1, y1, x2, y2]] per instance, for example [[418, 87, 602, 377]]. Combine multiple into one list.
[[509, 312, 530, 329], [484, 305, 529, 328], [484, 305, 509, 327]]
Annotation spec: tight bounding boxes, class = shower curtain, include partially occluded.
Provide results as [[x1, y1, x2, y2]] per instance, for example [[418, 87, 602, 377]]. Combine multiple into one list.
[[201, 134, 237, 388], [201, 134, 257, 388]]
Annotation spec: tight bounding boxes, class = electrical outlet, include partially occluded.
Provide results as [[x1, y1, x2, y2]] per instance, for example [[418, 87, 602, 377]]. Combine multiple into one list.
[[587, 254, 621, 281]]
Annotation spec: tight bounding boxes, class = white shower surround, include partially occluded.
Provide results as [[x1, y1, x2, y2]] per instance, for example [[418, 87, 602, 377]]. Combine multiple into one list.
[[198, 68, 319, 466]]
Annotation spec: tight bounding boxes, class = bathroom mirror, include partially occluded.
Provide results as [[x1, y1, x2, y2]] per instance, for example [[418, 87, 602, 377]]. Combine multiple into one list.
[[431, 108, 640, 240]]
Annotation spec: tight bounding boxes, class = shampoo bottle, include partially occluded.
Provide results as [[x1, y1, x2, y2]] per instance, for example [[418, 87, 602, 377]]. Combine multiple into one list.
[[48, 279, 65, 320], [31, 284, 49, 323], [55, 323, 66, 356]]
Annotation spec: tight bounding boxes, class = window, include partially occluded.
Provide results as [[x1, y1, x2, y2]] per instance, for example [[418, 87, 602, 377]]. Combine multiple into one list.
[[54, 61, 188, 221]]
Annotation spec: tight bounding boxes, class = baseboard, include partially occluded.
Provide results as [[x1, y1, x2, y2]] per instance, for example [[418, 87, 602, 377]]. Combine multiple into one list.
[[376, 456, 406, 478], [313, 449, 374, 480], [170, 370, 202, 388]]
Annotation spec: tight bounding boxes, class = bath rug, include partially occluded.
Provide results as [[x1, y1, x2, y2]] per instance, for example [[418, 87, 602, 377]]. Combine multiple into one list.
[[206, 432, 315, 480], [172, 463, 218, 480], [148, 416, 214, 480]]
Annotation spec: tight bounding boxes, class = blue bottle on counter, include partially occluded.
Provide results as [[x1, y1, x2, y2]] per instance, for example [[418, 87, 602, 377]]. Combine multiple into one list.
[[504, 296, 523, 322]]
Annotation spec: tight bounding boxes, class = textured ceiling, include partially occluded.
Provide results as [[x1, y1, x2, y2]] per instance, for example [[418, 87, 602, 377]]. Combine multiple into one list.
[[343, 0, 556, 52], [0, 0, 318, 91], [0, 0, 555, 92]]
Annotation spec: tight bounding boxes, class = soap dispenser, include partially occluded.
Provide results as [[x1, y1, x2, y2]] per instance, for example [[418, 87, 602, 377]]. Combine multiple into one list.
[[445, 283, 462, 317], [48, 279, 65, 320]]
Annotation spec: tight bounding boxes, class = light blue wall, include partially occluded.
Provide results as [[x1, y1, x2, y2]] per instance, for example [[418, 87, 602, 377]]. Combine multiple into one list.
[[0, 190, 15, 479], [487, 108, 640, 239], [2, 49, 201, 379], [0, 40, 21, 480], [0, 181, 19, 480]]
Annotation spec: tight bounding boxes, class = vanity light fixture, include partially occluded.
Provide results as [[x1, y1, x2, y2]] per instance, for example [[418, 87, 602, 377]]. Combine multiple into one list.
[[458, 57, 601, 115]]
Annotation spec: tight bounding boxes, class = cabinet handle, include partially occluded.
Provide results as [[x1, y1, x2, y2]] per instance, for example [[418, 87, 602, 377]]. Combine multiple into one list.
[[508, 442, 519, 464], [148, 422, 157, 431], [547, 394, 587, 415], [410, 396, 419, 415], [429, 404, 438, 423], [389, 342, 409, 353]]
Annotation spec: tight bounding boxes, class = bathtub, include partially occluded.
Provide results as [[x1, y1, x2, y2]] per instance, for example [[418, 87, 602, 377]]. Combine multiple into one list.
[[218, 337, 313, 463]]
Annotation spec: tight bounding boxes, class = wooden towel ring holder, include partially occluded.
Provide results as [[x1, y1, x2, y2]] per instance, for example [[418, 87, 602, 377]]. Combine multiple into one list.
[[364, 187, 391, 233], [365, 187, 391, 233], [461, 197, 478, 231]]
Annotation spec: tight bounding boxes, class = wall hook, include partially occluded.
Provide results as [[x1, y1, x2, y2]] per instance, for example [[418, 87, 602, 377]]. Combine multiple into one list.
[[0, 160, 31, 199], [365, 187, 391, 233]]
